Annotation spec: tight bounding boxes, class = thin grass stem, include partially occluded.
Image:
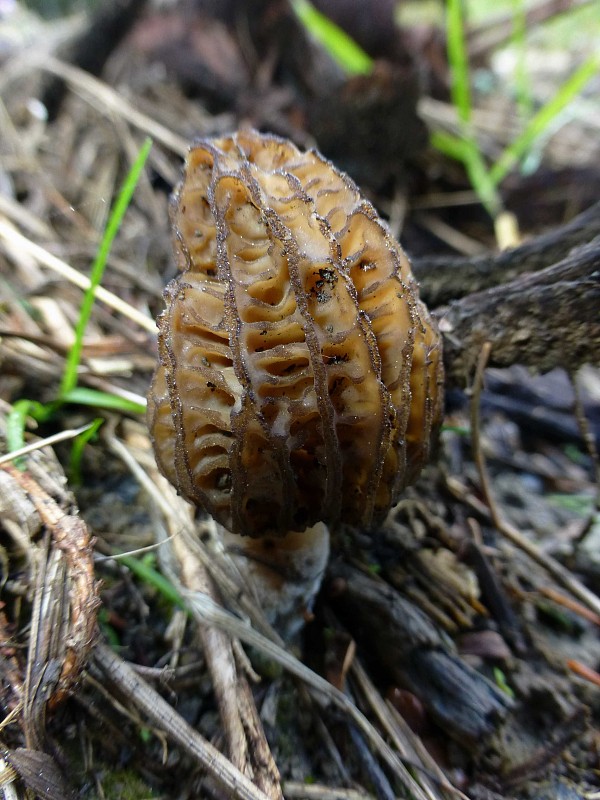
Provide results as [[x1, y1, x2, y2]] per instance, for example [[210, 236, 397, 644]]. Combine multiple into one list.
[[59, 137, 153, 397], [490, 55, 599, 185]]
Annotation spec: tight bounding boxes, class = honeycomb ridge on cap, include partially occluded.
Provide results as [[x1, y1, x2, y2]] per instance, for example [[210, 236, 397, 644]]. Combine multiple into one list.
[[147, 129, 444, 537]]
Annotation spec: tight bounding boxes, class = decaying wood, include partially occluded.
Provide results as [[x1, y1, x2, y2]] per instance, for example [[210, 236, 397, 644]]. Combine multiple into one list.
[[0, 422, 98, 721], [0, 410, 99, 797], [437, 235, 600, 387], [328, 563, 512, 744], [414, 200, 600, 306], [4, 747, 75, 800]]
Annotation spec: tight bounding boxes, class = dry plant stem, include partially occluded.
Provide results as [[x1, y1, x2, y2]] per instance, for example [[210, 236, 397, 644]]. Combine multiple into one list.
[[567, 659, 600, 688], [150, 527, 450, 798], [93, 643, 273, 800], [0, 423, 95, 467], [82, 377, 147, 409], [40, 0, 147, 120], [35, 56, 188, 156], [108, 434, 283, 796], [0, 13, 86, 89], [0, 759, 18, 800], [346, 724, 395, 800], [539, 587, 600, 627], [142, 500, 437, 800], [169, 531, 283, 800], [171, 582, 441, 800], [414, 213, 487, 257], [1, 462, 98, 702], [440, 236, 600, 387], [0, 218, 157, 335], [418, 97, 520, 161], [107, 447, 433, 800], [296, 687, 353, 784], [350, 660, 467, 800], [83, 668, 151, 733], [0, 192, 53, 238], [470, 343, 600, 618], [22, 537, 57, 750], [282, 784, 375, 800], [106, 433, 277, 639], [2, 747, 75, 800], [114, 113, 165, 225]]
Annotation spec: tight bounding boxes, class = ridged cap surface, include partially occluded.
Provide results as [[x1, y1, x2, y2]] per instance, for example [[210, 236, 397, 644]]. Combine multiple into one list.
[[148, 130, 443, 536]]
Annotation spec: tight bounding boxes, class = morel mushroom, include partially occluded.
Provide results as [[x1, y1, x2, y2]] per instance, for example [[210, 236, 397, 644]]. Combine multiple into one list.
[[148, 129, 443, 625]]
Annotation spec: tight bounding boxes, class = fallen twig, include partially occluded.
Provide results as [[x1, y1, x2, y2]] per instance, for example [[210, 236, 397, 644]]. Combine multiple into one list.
[[92, 643, 273, 800]]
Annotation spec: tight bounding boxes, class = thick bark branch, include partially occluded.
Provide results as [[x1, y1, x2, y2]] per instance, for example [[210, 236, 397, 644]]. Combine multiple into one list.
[[413, 201, 600, 307], [437, 236, 600, 388]]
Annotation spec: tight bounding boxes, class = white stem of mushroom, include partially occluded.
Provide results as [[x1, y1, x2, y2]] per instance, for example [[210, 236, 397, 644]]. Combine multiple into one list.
[[218, 522, 330, 639]]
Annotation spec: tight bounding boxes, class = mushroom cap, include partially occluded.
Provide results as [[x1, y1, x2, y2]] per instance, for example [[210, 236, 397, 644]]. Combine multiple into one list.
[[148, 129, 443, 537]]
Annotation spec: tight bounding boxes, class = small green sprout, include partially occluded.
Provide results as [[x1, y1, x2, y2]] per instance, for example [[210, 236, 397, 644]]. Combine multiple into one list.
[[7, 137, 152, 458], [291, 0, 373, 75]]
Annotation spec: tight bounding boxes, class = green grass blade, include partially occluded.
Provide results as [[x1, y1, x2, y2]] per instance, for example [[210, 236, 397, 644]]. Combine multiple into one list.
[[430, 132, 502, 218], [291, 0, 373, 75], [6, 400, 35, 461], [493, 667, 515, 699], [490, 54, 599, 185], [511, 0, 533, 119], [547, 493, 595, 516], [446, 0, 472, 125], [6, 399, 58, 455], [60, 137, 153, 397], [430, 130, 472, 161], [463, 147, 502, 218], [439, 0, 502, 220], [118, 554, 185, 609], [69, 417, 104, 484], [98, 608, 121, 647], [61, 386, 146, 415]]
